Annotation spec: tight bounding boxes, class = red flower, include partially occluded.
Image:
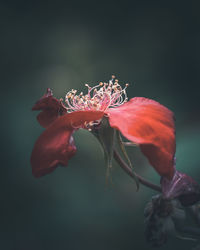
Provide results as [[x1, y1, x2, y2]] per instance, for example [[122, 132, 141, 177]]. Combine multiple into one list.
[[31, 78, 175, 179]]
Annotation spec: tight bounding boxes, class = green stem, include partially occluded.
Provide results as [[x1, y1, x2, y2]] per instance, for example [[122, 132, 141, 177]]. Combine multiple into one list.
[[114, 150, 162, 192]]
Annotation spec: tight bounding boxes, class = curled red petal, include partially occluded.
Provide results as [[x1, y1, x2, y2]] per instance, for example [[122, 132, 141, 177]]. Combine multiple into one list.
[[31, 110, 104, 178], [107, 97, 176, 179], [32, 88, 67, 128], [161, 170, 200, 206]]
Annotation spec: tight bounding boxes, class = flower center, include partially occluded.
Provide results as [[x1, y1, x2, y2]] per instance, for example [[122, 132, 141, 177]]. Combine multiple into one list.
[[65, 76, 129, 113]]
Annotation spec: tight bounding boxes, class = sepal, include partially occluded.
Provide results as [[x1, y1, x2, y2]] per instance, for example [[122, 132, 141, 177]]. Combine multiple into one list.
[[92, 116, 116, 182]]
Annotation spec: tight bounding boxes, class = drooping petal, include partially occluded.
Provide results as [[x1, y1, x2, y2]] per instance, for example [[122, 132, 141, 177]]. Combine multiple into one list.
[[107, 97, 176, 179], [31, 110, 104, 177], [32, 88, 67, 128], [161, 170, 200, 206]]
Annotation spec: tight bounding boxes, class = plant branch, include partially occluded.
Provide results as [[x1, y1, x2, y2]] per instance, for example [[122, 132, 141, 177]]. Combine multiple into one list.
[[114, 150, 162, 192]]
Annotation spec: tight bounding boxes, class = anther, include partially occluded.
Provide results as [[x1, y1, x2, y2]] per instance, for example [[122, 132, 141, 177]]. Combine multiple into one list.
[[65, 76, 129, 112]]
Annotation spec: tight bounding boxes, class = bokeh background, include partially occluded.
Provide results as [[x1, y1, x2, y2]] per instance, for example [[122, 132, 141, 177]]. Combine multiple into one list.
[[1, 0, 200, 249]]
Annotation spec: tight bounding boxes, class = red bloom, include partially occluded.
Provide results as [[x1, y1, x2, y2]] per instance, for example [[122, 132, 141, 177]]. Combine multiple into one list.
[[31, 78, 175, 179]]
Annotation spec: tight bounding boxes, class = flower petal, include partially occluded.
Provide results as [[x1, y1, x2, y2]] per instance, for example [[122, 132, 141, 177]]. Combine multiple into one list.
[[161, 170, 200, 206], [107, 97, 176, 179], [32, 88, 67, 128], [31, 110, 104, 177]]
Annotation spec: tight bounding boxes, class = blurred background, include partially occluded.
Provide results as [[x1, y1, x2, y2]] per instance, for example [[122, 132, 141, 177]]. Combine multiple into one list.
[[1, 0, 200, 249]]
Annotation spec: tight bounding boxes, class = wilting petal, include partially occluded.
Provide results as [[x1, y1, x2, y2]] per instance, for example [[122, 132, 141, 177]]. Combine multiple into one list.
[[31, 110, 104, 177], [107, 97, 176, 179], [32, 88, 67, 128], [161, 170, 200, 206]]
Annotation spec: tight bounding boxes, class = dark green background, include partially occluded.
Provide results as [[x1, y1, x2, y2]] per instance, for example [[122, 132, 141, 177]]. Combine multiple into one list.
[[1, 1, 200, 249]]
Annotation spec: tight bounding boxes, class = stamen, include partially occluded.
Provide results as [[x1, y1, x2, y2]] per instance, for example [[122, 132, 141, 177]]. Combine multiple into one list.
[[65, 76, 129, 117]]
